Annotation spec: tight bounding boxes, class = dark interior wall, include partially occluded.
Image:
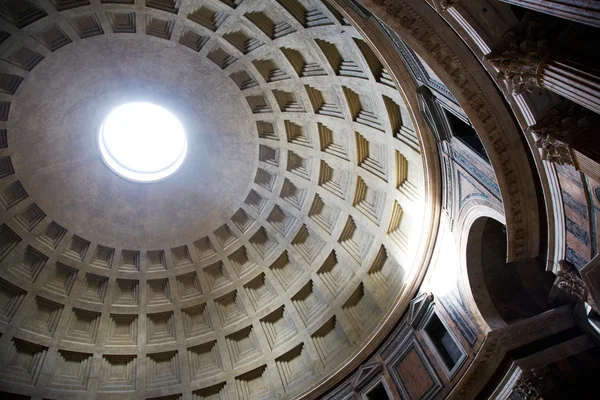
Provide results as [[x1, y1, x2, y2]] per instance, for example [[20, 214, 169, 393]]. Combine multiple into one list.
[[477, 218, 548, 324]]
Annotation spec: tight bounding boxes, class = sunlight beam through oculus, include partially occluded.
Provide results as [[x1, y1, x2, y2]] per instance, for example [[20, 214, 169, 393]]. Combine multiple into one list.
[[98, 102, 188, 182]]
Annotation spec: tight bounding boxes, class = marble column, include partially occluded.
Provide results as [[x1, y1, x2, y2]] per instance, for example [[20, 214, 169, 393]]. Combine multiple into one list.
[[486, 31, 600, 116], [438, 1, 600, 28], [496, 0, 600, 28], [539, 54, 600, 115]]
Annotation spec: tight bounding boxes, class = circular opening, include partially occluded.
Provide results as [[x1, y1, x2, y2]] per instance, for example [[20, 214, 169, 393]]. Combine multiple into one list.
[[98, 102, 187, 183]]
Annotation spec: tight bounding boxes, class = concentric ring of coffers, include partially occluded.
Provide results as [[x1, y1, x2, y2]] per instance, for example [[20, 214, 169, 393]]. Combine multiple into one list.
[[0, 1, 427, 399]]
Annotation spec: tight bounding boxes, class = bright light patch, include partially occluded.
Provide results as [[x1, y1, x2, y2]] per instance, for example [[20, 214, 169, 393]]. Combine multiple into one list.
[[98, 102, 187, 182]]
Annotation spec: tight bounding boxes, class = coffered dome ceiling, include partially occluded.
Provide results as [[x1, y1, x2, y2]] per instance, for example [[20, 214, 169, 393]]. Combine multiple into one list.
[[0, 1, 433, 399]]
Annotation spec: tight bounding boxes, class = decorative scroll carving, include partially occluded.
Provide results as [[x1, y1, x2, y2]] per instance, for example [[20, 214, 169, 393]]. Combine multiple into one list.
[[555, 260, 597, 312], [511, 366, 558, 400], [485, 30, 546, 95], [529, 101, 600, 165], [532, 133, 573, 166]]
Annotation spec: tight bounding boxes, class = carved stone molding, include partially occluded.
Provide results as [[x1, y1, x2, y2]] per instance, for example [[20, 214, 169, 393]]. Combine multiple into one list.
[[441, 154, 455, 230], [452, 306, 575, 399], [363, 0, 540, 262], [408, 292, 435, 328], [531, 132, 574, 166], [485, 30, 546, 95], [417, 86, 453, 142], [555, 260, 597, 312], [511, 365, 559, 400], [351, 362, 383, 391]]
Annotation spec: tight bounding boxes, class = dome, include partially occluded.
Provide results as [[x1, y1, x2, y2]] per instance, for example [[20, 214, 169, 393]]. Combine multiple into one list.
[[0, 1, 434, 399], [1, 1, 599, 399]]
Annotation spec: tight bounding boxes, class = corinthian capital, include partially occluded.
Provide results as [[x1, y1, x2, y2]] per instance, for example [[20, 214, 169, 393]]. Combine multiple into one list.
[[555, 260, 597, 311], [529, 100, 597, 165], [512, 366, 558, 400], [532, 103, 595, 137], [485, 30, 546, 94], [532, 133, 573, 166]]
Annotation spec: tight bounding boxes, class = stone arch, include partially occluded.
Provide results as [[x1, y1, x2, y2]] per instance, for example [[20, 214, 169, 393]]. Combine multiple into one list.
[[458, 204, 552, 332], [458, 205, 508, 331], [346, 0, 541, 262]]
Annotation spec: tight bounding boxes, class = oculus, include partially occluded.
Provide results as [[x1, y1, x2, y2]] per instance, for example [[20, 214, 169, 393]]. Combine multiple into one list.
[[98, 102, 187, 182]]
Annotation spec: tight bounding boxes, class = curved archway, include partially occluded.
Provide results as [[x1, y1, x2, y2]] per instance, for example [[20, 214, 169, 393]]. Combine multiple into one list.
[[466, 216, 551, 329], [459, 206, 508, 331]]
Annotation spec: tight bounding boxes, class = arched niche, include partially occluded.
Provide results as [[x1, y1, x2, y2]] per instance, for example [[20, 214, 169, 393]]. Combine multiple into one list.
[[465, 214, 551, 330]]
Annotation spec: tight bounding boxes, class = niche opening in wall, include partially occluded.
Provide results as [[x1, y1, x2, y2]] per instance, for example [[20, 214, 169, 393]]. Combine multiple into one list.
[[363, 380, 391, 400], [443, 109, 489, 162], [422, 311, 466, 378]]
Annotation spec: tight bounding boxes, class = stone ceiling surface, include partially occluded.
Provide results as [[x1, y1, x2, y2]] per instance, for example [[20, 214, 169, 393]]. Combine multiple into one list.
[[0, 1, 428, 399], [9, 34, 257, 249]]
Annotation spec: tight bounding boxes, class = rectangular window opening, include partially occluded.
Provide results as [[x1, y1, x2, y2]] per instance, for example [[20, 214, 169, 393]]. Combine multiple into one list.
[[365, 382, 390, 400], [424, 312, 462, 370], [444, 110, 489, 162]]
